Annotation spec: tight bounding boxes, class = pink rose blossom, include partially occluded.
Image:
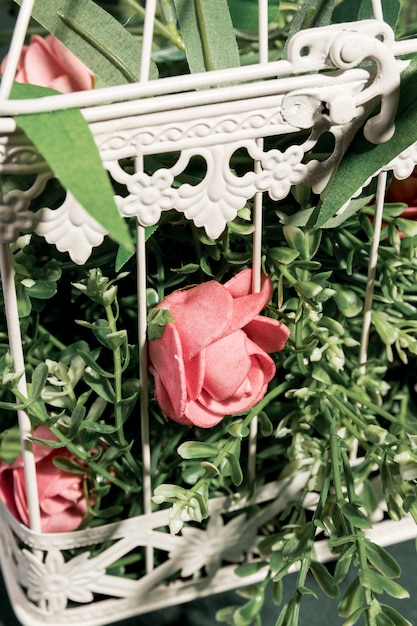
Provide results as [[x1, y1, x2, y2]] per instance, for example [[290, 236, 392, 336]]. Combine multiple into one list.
[[0, 426, 88, 533], [148, 268, 290, 428], [1, 34, 94, 93]]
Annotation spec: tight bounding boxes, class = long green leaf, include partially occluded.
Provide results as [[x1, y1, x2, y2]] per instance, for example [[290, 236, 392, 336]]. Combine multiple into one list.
[[365, 540, 402, 579], [227, 0, 280, 29], [313, 56, 417, 229], [14, 0, 158, 84], [333, 0, 400, 29], [11, 82, 132, 252], [174, 0, 240, 73]]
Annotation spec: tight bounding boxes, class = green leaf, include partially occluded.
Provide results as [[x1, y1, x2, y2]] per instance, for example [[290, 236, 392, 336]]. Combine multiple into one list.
[[295, 280, 323, 299], [12, 83, 132, 252], [29, 363, 49, 401], [234, 562, 268, 578], [177, 441, 219, 459], [77, 350, 113, 379], [227, 0, 279, 29], [147, 308, 175, 341], [378, 605, 412, 626], [268, 247, 300, 265], [227, 421, 250, 438], [233, 590, 265, 626], [282, 526, 312, 561], [174, 0, 240, 74], [310, 560, 340, 598], [68, 405, 87, 440], [152, 483, 188, 502], [224, 451, 243, 486], [115, 223, 159, 272], [358, 0, 401, 29], [24, 279, 57, 300], [342, 607, 366, 626], [14, 0, 158, 84], [365, 541, 401, 579], [200, 461, 220, 477], [16, 282, 32, 317], [258, 411, 273, 436], [334, 546, 354, 583], [81, 421, 118, 435], [313, 57, 417, 228], [338, 577, 364, 618], [359, 570, 410, 599], [84, 368, 116, 403], [334, 287, 363, 318], [339, 501, 372, 529], [333, 0, 400, 29], [53, 456, 88, 474]]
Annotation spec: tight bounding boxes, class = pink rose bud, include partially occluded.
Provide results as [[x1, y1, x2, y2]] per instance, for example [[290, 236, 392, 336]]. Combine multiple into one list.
[[148, 268, 290, 428], [1, 34, 95, 93], [0, 426, 88, 532]]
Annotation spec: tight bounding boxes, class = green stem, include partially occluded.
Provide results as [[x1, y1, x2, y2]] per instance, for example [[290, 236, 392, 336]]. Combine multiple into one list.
[[57, 12, 138, 83], [328, 406, 375, 626], [333, 385, 408, 426], [242, 380, 292, 426], [105, 302, 127, 448], [289, 458, 332, 624], [37, 324, 67, 352]]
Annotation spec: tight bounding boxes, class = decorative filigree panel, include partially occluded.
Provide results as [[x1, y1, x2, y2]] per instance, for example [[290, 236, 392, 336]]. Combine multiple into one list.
[[0, 20, 411, 262]]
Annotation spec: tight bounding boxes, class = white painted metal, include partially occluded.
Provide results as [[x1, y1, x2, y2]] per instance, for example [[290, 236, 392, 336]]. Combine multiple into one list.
[[1, 0, 417, 624]]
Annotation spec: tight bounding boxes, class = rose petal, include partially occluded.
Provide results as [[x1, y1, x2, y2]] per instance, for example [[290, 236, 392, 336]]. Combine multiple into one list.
[[47, 35, 94, 91], [11, 466, 30, 527], [156, 281, 233, 359], [148, 323, 187, 419], [184, 399, 226, 428], [224, 268, 273, 302], [244, 316, 290, 353], [203, 332, 251, 401], [199, 368, 268, 416], [41, 502, 88, 533], [223, 272, 276, 337], [223, 268, 253, 297], [199, 343, 276, 416], [184, 351, 205, 401], [1, 34, 94, 94]]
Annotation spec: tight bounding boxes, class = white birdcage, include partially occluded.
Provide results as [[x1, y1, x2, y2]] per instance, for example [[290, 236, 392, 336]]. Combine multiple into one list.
[[1, 1, 417, 625]]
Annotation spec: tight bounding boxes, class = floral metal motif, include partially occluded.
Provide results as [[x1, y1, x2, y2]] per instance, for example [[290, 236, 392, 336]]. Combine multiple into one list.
[[18, 549, 102, 613], [0, 190, 34, 243], [35, 192, 108, 264]]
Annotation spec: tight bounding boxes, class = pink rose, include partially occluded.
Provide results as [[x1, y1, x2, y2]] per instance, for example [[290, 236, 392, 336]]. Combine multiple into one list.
[[1, 34, 94, 93], [148, 268, 290, 428], [0, 426, 88, 532]]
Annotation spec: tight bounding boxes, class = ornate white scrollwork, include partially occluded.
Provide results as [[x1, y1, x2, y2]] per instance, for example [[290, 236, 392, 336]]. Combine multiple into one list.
[[0, 21, 410, 261], [35, 192, 108, 265]]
